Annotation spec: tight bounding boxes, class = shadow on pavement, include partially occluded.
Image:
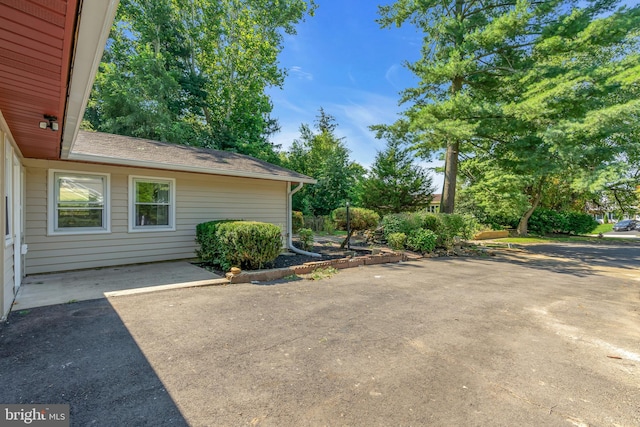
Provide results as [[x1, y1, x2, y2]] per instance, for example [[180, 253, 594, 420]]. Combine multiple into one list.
[[0, 299, 187, 426]]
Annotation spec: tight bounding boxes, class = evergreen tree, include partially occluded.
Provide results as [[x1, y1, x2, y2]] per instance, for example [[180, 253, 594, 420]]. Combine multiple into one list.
[[285, 109, 364, 216], [360, 139, 434, 215]]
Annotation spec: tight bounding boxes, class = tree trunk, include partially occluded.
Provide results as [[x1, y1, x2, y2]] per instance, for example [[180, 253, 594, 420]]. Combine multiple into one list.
[[440, 140, 459, 214], [340, 230, 354, 249], [517, 184, 544, 236]]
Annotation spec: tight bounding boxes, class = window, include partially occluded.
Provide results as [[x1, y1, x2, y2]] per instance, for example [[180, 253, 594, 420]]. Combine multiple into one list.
[[48, 170, 110, 234], [129, 176, 175, 232]]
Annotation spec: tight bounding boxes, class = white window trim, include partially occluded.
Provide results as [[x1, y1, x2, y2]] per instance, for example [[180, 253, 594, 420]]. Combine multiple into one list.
[[47, 169, 111, 236], [128, 175, 176, 233]]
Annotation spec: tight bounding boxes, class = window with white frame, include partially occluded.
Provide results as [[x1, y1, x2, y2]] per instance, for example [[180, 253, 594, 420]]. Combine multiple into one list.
[[129, 176, 175, 231], [48, 170, 110, 234]]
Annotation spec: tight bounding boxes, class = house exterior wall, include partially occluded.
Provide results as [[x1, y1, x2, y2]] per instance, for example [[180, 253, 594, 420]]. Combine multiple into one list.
[[24, 159, 288, 274]]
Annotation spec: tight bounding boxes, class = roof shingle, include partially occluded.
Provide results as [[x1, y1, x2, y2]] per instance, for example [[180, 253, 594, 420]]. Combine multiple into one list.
[[69, 131, 315, 184]]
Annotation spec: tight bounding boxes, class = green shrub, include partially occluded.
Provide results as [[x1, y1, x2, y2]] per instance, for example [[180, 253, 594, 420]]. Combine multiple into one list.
[[381, 212, 429, 237], [382, 212, 478, 249], [195, 219, 239, 264], [529, 209, 598, 235], [292, 211, 304, 233], [332, 207, 380, 231], [333, 207, 381, 248], [216, 221, 283, 270], [438, 213, 480, 248], [322, 215, 336, 234], [298, 228, 314, 251], [564, 212, 599, 235], [387, 232, 407, 251], [406, 229, 437, 253], [529, 208, 565, 235]]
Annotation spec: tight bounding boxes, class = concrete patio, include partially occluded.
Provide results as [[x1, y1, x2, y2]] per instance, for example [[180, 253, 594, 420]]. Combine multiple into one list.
[[12, 260, 225, 311]]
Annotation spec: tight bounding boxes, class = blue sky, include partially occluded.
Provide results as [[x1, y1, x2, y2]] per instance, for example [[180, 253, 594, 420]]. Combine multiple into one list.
[[267, 1, 445, 191]]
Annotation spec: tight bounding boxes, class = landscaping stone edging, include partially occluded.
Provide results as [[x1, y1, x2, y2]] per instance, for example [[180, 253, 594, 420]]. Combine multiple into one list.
[[226, 252, 407, 284]]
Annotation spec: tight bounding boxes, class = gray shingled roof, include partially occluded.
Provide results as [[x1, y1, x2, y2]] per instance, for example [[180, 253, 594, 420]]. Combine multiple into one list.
[[69, 131, 315, 184]]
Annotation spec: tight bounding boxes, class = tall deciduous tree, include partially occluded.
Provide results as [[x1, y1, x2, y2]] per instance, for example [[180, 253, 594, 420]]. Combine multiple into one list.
[[85, 0, 315, 163], [285, 109, 365, 216], [359, 138, 434, 215]]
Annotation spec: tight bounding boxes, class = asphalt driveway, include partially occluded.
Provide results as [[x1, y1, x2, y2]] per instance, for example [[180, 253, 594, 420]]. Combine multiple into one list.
[[1, 243, 639, 426]]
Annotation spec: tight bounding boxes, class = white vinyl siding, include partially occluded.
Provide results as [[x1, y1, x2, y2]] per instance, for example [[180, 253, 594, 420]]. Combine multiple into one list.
[[129, 176, 176, 232], [25, 159, 288, 274], [48, 170, 110, 235]]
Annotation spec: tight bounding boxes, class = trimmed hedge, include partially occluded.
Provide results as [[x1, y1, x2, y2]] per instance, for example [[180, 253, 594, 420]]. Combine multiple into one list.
[[195, 220, 239, 265], [196, 220, 282, 271], [332, 207, 380, 232]]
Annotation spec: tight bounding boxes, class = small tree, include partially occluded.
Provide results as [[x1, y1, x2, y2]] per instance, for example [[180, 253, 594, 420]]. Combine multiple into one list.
[[360, 138, 434, 215], [332, 207, 380, 249]]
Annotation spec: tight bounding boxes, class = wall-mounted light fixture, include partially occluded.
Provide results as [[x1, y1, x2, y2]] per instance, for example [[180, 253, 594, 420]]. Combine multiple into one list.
[[39, 115, 59, 131]]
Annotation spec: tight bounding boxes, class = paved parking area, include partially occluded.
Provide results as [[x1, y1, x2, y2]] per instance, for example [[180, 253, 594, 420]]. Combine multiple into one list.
[[1, 244, 639, 426]]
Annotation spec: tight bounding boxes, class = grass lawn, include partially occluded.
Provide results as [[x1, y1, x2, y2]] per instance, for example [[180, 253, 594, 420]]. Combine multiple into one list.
[[591, 223, 614, 234]]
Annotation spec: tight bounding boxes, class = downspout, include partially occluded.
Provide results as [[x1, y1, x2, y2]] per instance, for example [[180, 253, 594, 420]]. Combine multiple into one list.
[[287, 181, 321, 257]]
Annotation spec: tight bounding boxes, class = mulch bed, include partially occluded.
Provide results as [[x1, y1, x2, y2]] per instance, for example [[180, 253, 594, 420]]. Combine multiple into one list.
[[195, 236, 372, 276]]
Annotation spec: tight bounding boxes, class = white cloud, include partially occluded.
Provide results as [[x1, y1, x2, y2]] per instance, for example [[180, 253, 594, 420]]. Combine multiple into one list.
[[289, 66, 313, 81]]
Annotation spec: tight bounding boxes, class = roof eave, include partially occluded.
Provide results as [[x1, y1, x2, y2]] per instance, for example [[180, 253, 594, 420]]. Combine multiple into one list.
[[66, 152, 317, 184], [60, 0, 120, 159]]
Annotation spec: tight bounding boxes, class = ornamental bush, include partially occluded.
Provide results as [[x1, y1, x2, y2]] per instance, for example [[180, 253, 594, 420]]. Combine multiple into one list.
[[332, 207, 380, 231], [196, 220, 282, 271], [332, 207, 380, 248], [195, 219, 239, 265]]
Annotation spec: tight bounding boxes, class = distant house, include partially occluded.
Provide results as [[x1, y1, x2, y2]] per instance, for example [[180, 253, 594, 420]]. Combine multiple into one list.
[[0, 1, 314, 319], [427, 194, 441, 213]]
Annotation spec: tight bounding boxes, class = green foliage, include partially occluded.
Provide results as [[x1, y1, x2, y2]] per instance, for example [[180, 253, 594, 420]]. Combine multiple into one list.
[[380, 212, 425, 237], [359, 138, 434, 215], [195, 219, 239, 264], [322, 216, 336, 234], [381, 212, 479, 249], [297, 228, 314, 251], [387, 232, 407, 251], [377, 0, 640, 229], [86, 0, 316, 162], [332, 208, 380, 232], [528, 209, 599, 236], [196, 220, 282, 270], [216, 221, 283, 271], [292, 211, 304, 233], [284, 109, 365, 216], [333, 207, 381, 249], [406, 229, 437, 253], [564, 212, 600, 235], [307, 267, 338, 281]]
